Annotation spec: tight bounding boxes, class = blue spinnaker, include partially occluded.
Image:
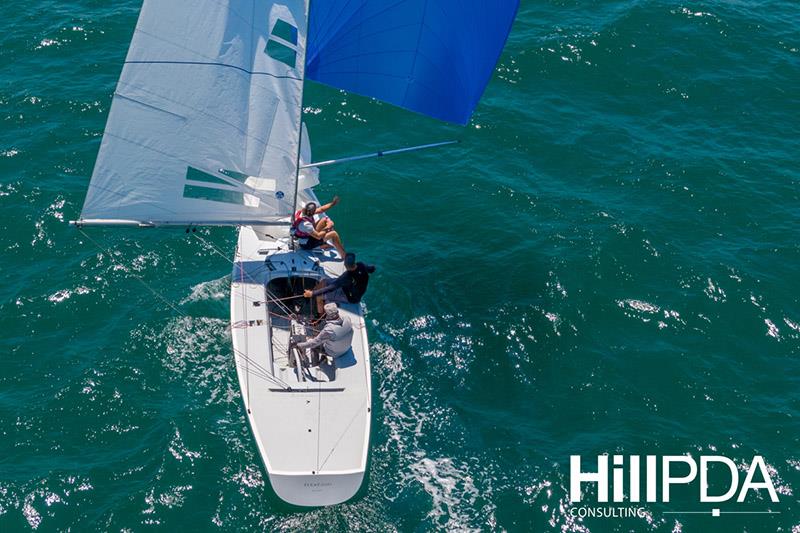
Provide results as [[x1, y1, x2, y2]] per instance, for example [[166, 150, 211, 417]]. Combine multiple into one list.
[[306, 1, 520, 125]]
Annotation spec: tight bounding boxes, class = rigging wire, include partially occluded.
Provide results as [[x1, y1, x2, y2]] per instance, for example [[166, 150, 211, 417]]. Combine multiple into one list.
[[195, 229, 318, 392], [79, 228, 294, 391], [236, 236, 252, 406], [82, 227, 332, 394], [78, 228, 187, 318], [232, 345, 292, 390], [191, 230, 297, 316]]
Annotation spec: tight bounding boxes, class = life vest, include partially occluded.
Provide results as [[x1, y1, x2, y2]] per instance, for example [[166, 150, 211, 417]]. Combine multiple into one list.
[[291, 210, 314, 239]]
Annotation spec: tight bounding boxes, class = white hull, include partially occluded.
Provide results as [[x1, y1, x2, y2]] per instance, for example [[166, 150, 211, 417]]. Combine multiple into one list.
[[230, 223, 371, 507], [269, 471, 365, 507]]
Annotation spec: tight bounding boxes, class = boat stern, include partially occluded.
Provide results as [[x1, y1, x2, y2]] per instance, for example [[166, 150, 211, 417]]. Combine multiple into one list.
[[268, 470, 365, 507]]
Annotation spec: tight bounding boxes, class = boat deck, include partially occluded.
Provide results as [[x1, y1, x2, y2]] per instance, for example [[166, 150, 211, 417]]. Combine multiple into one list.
[[230, 224, 371, 505]]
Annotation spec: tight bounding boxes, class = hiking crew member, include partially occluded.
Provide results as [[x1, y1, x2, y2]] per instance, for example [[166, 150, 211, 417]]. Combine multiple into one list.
[[294, 303, 354, 360], [291, 196, 346, 258], [304, 253, 376, 315]]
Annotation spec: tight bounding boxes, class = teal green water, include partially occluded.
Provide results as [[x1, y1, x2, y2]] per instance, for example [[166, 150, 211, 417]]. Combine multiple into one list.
[[1, 1, 799, 531]]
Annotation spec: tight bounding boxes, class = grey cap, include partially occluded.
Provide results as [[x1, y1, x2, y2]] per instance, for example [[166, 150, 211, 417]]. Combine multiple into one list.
[[324, 303, 340, 319]]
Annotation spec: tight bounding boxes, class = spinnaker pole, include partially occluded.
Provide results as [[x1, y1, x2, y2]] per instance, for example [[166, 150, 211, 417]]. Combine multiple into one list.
[[299, 140, 459, 169]]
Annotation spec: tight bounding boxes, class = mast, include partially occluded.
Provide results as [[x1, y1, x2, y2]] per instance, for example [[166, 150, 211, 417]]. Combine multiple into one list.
[[290, 0, 312, 250]]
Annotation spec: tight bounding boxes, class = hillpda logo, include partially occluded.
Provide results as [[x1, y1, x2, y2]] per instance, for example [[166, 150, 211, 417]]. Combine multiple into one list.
[[569, 454, 780, 519]]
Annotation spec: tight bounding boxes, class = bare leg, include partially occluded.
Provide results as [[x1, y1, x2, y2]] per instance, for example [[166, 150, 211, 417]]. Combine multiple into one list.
[[313, 279, 327, 315], [314, 218, 330, 232], [324, 230, 346, 258]]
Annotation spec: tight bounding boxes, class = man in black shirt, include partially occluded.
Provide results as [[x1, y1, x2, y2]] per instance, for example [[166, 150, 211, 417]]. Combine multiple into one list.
[[304, 252, 376, 315]]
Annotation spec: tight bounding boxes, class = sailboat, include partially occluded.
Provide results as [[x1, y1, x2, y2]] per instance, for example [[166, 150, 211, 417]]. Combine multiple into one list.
[[72, 0, 519, 507]]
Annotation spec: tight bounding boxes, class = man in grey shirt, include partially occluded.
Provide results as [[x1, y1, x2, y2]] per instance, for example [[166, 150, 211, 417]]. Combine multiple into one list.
[[294, 303, 354, 363]]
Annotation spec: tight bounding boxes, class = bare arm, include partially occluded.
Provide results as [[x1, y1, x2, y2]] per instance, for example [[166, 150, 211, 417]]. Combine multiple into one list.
[[314, 195, 339, 215], [309, 227, 331, 239]]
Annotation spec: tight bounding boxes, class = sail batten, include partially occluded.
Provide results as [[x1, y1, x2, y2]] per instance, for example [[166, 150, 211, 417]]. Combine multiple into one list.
[[80, 0, 309, 225]]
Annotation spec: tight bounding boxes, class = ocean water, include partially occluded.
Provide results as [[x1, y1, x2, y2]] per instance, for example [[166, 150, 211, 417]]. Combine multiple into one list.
[[1, 1, 799, 531]]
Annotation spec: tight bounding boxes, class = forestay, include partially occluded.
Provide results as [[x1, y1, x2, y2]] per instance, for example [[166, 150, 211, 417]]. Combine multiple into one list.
[[306, 0, 520, 125], [80, 0, 309, 225]]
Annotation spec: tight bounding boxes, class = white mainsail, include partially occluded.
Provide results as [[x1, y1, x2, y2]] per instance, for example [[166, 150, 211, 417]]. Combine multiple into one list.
[[80, 0, 309, 225]]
